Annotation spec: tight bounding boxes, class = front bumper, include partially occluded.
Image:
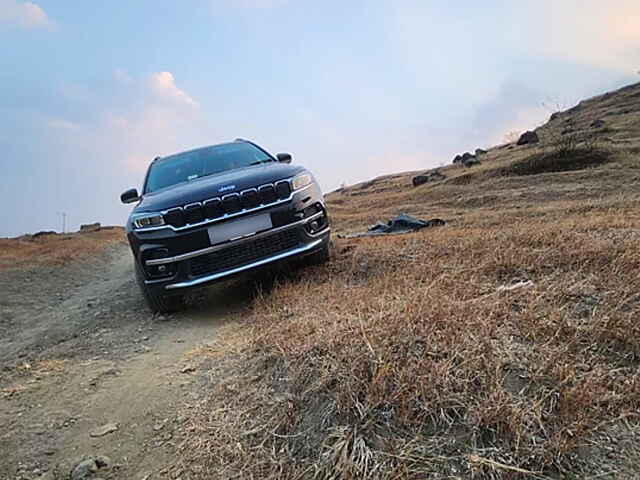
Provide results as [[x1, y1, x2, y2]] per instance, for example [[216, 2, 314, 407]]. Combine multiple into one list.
[[165, 220, 327, 290], [127, 184, 329, 294]]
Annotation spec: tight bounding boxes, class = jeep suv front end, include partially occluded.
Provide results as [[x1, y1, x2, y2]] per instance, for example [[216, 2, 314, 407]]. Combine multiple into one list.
[[121, 140, 330, 312]]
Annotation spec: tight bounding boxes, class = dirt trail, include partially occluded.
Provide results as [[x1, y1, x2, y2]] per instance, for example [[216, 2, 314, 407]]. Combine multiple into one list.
[[0, 242, 251, 480]]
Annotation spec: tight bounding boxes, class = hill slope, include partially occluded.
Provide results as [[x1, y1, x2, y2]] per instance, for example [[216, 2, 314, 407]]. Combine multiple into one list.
[[176, 82, 640, 479]]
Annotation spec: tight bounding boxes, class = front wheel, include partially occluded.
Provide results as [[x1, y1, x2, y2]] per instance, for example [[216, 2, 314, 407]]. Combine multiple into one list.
[[134, 262, 185, 314]]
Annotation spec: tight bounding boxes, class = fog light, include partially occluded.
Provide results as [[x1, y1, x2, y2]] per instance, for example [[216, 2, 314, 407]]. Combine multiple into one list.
[[306, 216, 327, 234], [143, 248, 176, 278]]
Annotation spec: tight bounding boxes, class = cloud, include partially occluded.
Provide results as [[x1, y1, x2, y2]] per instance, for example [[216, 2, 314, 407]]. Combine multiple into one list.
[[38, 71, 206, 179], [518, 0, 640, 72], [149, 71, 198, 107], [469, 80, 549, 149], [47, 119, 80, 130], [0, 0, 53, 29], [95, 72, 206, 174], [114, 68, 132, 85]]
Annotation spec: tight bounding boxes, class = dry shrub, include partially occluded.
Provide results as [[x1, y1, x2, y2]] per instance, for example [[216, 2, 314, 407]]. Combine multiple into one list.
[[504, 150, 609, 176], [175, 207, 640, 479]]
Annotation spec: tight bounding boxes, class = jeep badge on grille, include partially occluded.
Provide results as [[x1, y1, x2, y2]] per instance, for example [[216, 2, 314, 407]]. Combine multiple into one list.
[[219, 185, 236, 193]]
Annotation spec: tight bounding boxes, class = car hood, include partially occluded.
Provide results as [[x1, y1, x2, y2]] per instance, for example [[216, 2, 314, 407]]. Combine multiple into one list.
[[134, 162, 306, 213]]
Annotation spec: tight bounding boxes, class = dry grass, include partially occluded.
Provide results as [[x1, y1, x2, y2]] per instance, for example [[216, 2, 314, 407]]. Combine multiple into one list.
[[0, 228, 125, 271], [174, 81, 640, 479]]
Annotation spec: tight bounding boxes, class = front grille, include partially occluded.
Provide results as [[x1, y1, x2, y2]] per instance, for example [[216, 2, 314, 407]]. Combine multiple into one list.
[[259, 185, 277, 204], [161, 178, 293, 228], [275, 180, 291, 199], [164, 208, 185, 228], [183, 204, 204, 224], [190, 228, 301, 277], [203, 198, 223, 219], [241, 189, 259, 209], [222, 194, 241, 214]]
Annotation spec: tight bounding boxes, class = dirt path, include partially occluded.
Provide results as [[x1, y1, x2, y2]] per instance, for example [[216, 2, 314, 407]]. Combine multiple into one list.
[[0, 242, 251, 480]]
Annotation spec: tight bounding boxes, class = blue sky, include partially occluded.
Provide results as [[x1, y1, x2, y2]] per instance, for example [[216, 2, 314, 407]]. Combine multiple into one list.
[[1, 0, 639, 236]]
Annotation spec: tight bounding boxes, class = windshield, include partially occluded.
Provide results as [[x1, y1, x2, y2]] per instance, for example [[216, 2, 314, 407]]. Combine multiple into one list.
[[144, 143, 273, 193]]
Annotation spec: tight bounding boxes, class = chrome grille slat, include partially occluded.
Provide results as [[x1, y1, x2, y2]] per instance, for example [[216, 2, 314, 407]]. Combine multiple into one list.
[[161, 179, 294, 229]]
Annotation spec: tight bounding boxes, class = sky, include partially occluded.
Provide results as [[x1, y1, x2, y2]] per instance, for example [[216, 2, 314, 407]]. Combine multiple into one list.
[[1, 0, 639, 236]]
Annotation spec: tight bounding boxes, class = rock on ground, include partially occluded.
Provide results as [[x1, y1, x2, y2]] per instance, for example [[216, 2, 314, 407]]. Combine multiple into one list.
[[412, 170, 446, 186], [517, 130, 539, 145], [89, 423, 118, 438], [70, 456, 111, 480]]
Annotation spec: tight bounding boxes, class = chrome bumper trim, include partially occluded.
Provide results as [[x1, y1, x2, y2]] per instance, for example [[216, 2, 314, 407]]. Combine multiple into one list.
[[164, 237, 325, 290], [146, 211, 326, 266]]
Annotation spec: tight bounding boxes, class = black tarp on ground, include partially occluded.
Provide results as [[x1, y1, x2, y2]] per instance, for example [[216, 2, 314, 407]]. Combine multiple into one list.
[[339, 213, 445, 238]]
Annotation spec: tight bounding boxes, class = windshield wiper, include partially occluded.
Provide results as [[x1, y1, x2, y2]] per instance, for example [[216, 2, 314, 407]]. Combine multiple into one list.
[[249, 159, 275, 166]]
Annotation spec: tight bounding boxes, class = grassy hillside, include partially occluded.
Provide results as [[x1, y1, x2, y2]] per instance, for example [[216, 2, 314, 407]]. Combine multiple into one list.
[[176, 82, 640, 479], [0, 228, 125, 270]]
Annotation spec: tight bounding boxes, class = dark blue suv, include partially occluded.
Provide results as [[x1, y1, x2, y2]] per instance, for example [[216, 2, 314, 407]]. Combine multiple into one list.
[[120, 139, 330, 312]]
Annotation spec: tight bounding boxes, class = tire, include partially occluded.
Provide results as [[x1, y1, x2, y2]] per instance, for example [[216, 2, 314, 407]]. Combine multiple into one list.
[[134, 262, 185, 314], [306, 242, 330, 266]]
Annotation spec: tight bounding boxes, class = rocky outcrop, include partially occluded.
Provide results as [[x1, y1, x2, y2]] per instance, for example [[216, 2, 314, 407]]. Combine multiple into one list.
[[517, 131, 539, 145], [412, 170, 446, 187], [453, 151, 481, 167], [32, 231, 57, 239], [80, 222, 101, 233], [463, 157, 481, 167]]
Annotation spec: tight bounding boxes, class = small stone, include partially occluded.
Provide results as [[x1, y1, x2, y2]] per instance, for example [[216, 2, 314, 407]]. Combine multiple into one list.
[[89, 423, 119, 438], [70, 459, 98, 480], [181, 365, 196, 374], [94, 456, 111, 468]]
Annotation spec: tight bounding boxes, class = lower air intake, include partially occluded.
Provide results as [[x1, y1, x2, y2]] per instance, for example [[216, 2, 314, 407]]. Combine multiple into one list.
[[190, 228, 301, 277]]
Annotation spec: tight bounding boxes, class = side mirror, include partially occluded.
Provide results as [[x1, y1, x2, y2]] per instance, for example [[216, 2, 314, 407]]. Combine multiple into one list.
[[121, 188, 140, 204], [276, 152, 292, 164]]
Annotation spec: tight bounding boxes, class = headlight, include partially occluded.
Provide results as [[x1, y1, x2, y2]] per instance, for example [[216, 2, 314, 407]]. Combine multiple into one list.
[[291, 172, 313, 191], [132, 213, 165, 229]]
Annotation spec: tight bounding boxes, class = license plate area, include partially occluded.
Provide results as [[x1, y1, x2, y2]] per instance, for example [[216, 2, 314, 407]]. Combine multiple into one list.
[[207, 213, 272, 245]]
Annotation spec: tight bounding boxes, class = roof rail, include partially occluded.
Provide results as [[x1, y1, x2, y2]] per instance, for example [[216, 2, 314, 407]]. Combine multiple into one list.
[[234, 137, 249, 143]]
